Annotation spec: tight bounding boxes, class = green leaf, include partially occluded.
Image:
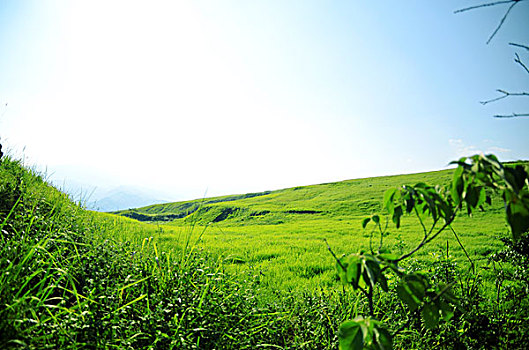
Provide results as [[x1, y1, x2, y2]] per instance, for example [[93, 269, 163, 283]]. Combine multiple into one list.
[[465, 186, 480, 210], [392, 205, 403, 229], [346, 256, 362, 289], [504, 165, 528, 193], [438, 199, 453, 221], [362, 217, 371, 229], [396, 284, 420, 311], [448, 158, 468, 169], [336, 259, 347, 284], [406, 276, 427, 300], [365, 257, 387, 291], [383, 189, 397, 213], [362, 259, 376, 289], [416, 187, 437, 220], [378, 272, 389, 292], [422, 303, 440, 329], [396, 274, 428, 311], [372, 215, 380, 225], [451, 166, 464, 205], [439, 285, 458, 305], [506, 200, 529, 240], [477, 187, 487, 208], [373, 326, 393, 350], [338, 320, 364, 350], [485, 154, 500, 168], [405, 197, 415, 214]]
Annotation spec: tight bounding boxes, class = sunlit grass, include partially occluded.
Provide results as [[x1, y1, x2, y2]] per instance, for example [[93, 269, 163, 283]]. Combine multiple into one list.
[[3, 153, 521, 348], [116, 168, 509, 293]]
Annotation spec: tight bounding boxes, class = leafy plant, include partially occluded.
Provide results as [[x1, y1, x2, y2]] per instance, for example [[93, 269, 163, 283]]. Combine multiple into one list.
[[331, 154, 529, 349]]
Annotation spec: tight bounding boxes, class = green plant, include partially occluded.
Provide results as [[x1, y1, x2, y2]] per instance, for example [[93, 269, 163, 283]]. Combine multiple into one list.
[[332, 154, 529, 349]]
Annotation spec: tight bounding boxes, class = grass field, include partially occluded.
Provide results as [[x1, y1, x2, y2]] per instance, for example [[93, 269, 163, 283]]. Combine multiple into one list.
[[3, 153, 526, 349], [115, 168, 509, 293]]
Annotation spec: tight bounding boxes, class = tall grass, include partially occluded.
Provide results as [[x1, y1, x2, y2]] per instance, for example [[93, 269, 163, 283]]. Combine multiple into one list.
[[0, 156, 357, 349]]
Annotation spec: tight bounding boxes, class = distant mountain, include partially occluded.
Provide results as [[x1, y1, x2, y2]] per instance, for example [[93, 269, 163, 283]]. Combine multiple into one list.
[[45, 166, 174, 212], [87, 186, 168, 212]]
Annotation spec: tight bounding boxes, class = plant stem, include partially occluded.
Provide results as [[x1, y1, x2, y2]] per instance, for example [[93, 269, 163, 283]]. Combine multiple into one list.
[[396, 206, 460, 263]]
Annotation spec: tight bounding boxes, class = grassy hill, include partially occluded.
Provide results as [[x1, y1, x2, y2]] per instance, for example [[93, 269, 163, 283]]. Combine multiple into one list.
[[115, 168, 509, 292], [116, 170, 456, 223]]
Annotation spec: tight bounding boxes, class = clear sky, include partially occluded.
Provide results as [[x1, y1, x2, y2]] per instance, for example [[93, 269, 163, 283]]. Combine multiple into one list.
[[1, 1, 528, 201]]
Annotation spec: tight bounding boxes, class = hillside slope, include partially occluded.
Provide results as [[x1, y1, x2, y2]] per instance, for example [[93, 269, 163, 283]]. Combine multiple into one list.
[[115, 169, 458, 224], [113, 165, 512, 295]]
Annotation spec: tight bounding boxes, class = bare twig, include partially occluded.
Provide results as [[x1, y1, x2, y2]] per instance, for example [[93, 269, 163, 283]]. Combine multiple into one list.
[[494, 112, 529, 118], [456, 3, 529, 118], [514, 53, 529, 74], [486, 1, 520, 44], [510, 42, 529, 52], [454, 1, 527, 44], [480, 90, 529, 105], [454, 0, 521, 14]]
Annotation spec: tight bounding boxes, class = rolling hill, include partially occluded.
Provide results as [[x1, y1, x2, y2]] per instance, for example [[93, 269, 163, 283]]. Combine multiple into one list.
[[114, 168, 459, 224], [113, 166, 510, 292]]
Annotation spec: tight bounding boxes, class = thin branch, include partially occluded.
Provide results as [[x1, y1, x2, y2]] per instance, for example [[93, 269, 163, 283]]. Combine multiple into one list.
[[449, 226, 475, 274], [486, 1, 520, 44], [378, 218, 389, 252], [510, 42, 529, 52], [413, 205, 428, 238], [494, 112, 529, 118], [454, 1, 527, 44], [325, 239, 346, 271], [454, 0, 520, 14], [481, 90, 509, 105], [396, 206, 460, 263], [514, 53, 529, 74], [480, 90, 529, 105], [426, 218, 440, 238]]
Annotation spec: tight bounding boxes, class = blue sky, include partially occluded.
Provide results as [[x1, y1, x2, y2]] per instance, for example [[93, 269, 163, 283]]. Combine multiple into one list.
[[1, 1, 528, 200]]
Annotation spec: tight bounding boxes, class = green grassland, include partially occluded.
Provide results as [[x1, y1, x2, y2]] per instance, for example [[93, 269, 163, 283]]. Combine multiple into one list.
[[3, 153, 526, 349], [115, 168, 509, 293]]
